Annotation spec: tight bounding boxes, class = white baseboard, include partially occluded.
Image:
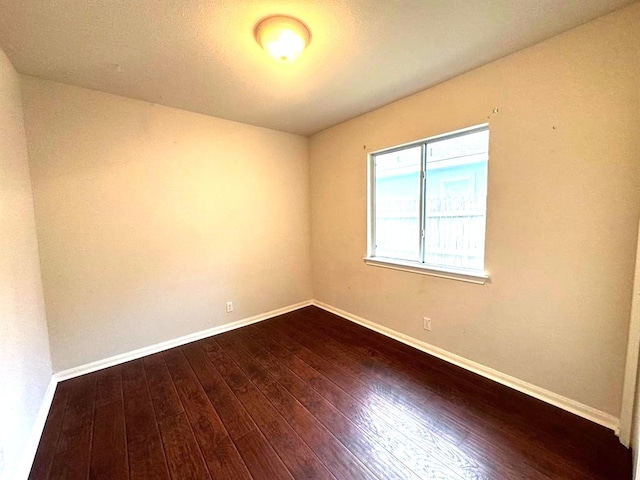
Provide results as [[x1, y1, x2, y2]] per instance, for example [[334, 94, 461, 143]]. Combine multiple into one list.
[[312, 300, 620, 434], [54, 300, 312, 382], [14, 377, 58, 480]]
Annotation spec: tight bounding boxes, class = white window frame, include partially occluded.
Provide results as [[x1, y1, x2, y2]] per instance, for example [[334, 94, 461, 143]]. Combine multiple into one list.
[[364, 124, 489, 284]]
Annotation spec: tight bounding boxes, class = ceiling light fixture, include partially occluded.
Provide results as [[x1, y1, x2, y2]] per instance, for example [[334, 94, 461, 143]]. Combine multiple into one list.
[[254, 15, 311, 62]]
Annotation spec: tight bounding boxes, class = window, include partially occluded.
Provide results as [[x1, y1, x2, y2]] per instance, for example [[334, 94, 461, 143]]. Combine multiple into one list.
[[365, 124, 489, 283]]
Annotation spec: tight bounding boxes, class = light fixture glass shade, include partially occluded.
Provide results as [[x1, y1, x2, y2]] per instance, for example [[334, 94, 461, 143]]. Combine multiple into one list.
[[255, 16, 310, 62]]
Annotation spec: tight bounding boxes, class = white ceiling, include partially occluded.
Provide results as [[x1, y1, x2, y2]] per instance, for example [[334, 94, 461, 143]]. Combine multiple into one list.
[[0, 0, 634, 136]]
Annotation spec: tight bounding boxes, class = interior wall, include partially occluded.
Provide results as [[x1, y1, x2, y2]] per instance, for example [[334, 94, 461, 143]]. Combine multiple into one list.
[[0, 49, 52, 480], [309, 3, 640, 417], [21, 77, 313, 372]]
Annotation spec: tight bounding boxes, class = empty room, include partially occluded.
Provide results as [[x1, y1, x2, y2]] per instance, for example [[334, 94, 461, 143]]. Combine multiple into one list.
[[2, 1, 640, 479]]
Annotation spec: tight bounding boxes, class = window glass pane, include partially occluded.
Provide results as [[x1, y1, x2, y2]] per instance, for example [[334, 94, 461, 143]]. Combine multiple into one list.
[[424, 129, 488, 271], [374, 145, 422, 261]]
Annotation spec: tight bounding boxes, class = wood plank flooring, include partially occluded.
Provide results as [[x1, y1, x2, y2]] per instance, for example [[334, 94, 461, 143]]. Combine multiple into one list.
[[29, 306, 631, 479]]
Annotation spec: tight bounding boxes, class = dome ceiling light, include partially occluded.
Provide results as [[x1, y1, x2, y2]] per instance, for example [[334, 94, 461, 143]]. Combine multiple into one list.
[[254, 15, 311, 62]]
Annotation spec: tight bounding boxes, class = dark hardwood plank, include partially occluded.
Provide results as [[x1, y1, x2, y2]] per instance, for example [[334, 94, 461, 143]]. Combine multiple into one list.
[[180, 343, 256, 440], [294, 307, 629, 479], [180, 344, 292, 480], [272, 318, 568, 466], [233, 429, 295, 480], [53, 375, 96, 453], [250, 318, 470, 446], [216, 332, 378, 480], [274, 310, 435, 405], [457, 432, 551, 480], [157, 412, 211, 480], [201, 336, 336, 480], [94, 365, 123, 408], [269, 311, 584, 478], [121, 360, 170, 480], [261, 321, 544, 479], [231, 326, 477, 479], [28, 383, 70, 479], [143, 353, 183, 420], [245, 321, 478, 474], [89, 399, 128, 480], [221, 330, 423, 480], [48, 375, 97, 480], [162, 347, 252, 479]]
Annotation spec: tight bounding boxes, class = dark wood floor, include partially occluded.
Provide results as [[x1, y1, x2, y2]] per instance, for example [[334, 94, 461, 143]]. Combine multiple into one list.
[[30, 306, 630, 479]]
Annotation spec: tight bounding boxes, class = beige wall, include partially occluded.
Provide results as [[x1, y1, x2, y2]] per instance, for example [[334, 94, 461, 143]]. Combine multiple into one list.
[[309, 3, 640, 416], [21, 78, 313, 372], [0, 49, 52, 479]]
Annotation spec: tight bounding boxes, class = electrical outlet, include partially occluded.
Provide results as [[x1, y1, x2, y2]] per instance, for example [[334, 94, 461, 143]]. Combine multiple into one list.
[[423, 317, 432, 331], [226, 301, 234, 313]]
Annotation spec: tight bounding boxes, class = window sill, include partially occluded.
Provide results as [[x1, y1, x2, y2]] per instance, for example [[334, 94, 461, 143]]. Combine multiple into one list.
[[363, 257, 489, 284]]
